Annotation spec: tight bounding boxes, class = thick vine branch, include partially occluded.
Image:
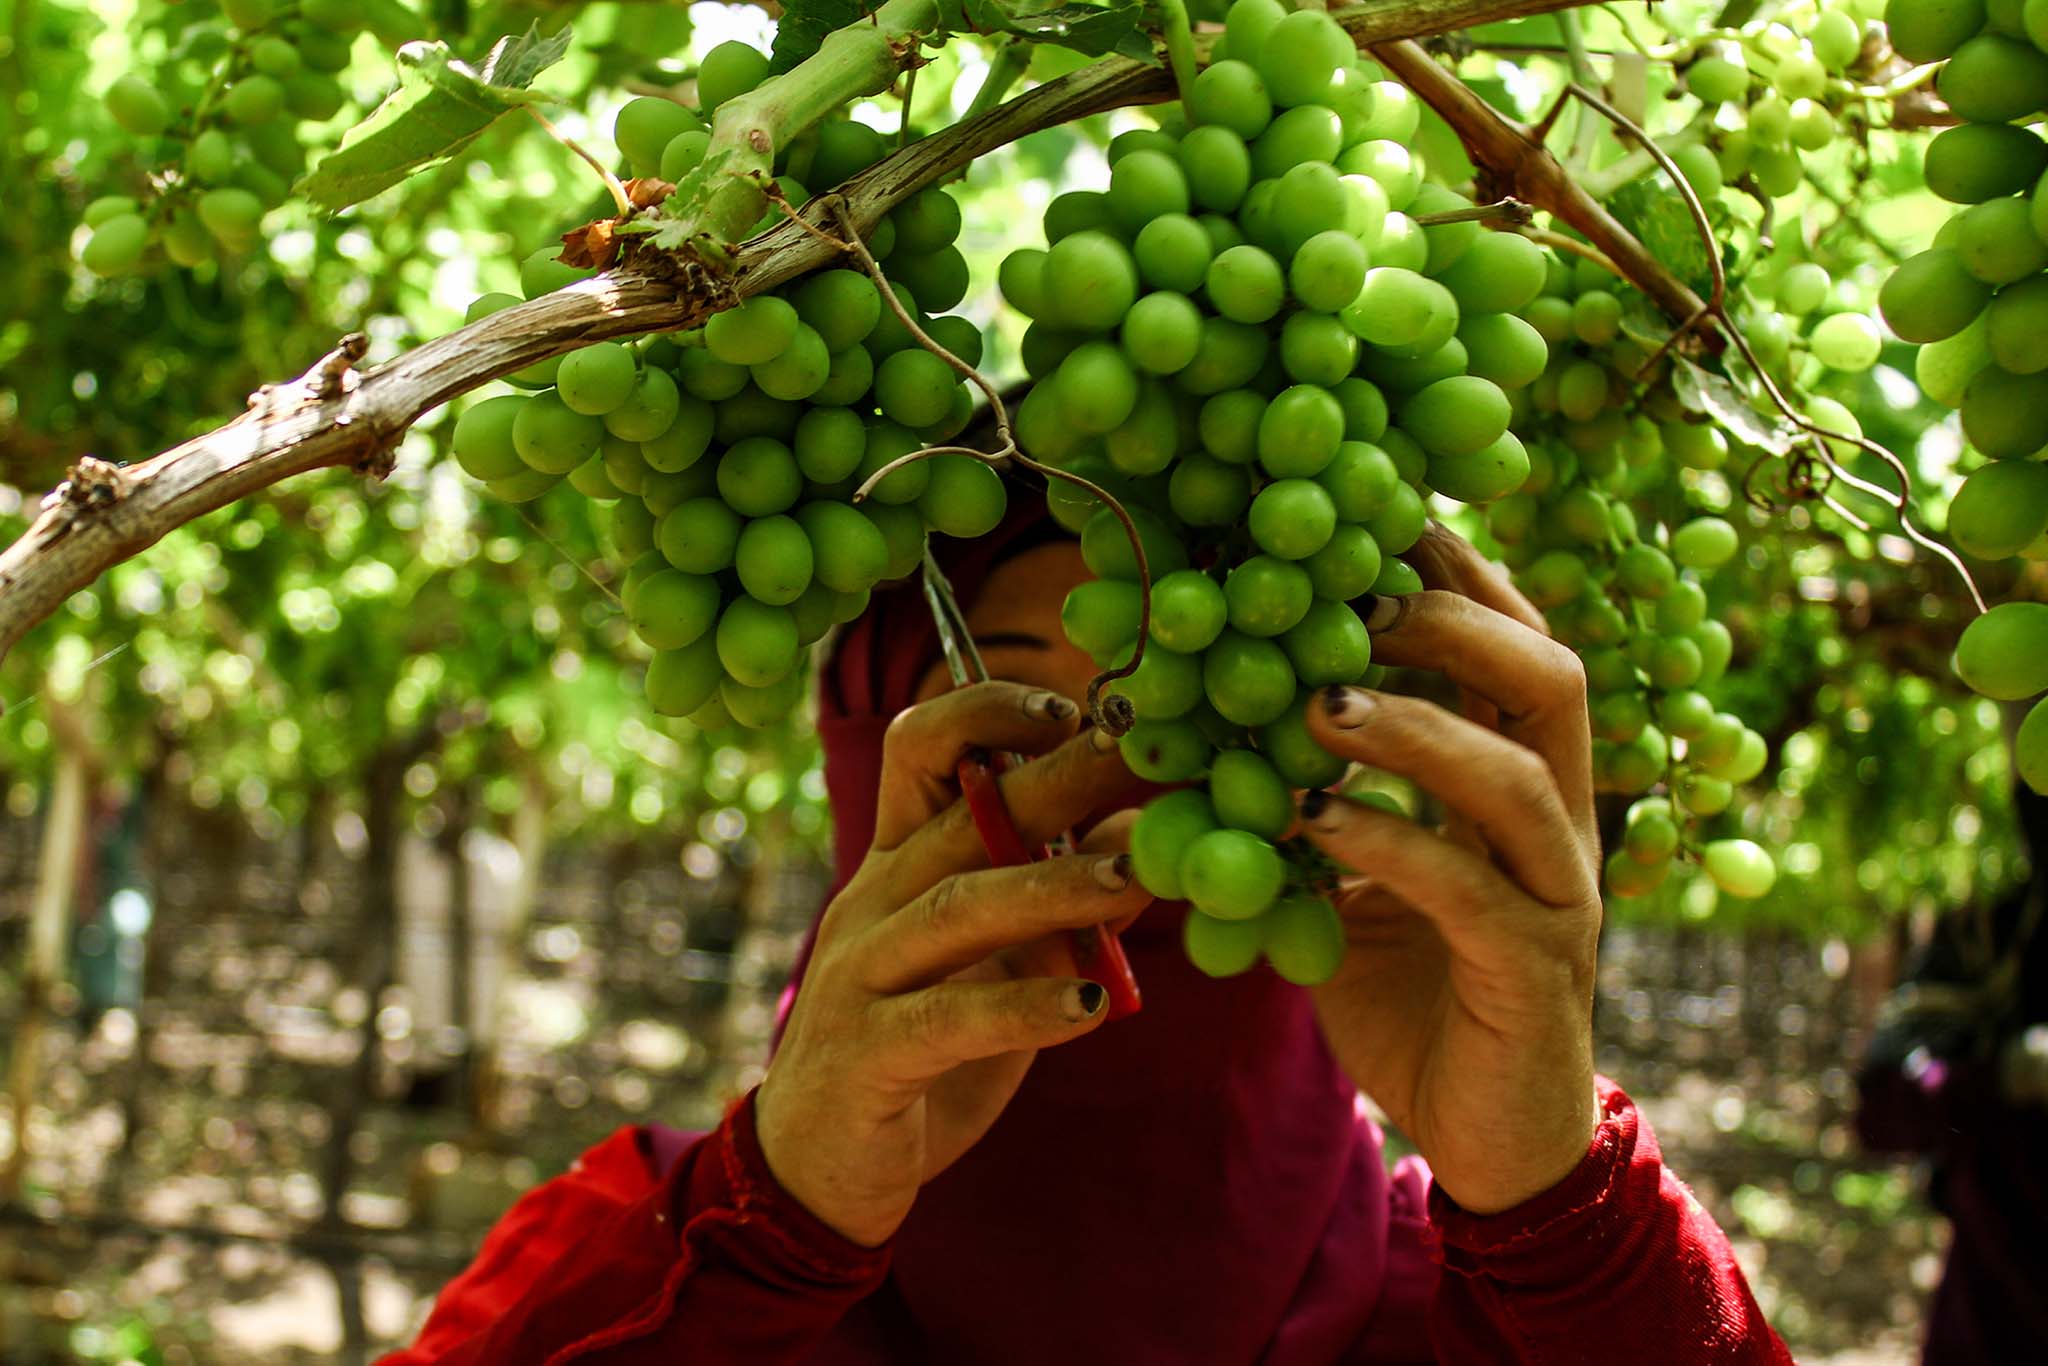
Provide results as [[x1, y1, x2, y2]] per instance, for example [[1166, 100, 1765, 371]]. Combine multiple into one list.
[[0, 0, 1597, 692], [1372, 39, 1712, 330]]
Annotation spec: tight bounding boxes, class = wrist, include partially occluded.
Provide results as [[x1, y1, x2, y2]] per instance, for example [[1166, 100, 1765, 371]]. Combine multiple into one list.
[[1438, 1072, 1602, 1216], [753, 1073, 899, 1249]]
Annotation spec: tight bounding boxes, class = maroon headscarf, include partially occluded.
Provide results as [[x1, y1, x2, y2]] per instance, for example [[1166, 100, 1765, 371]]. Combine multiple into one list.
[[778, 495, 1432, 1364]]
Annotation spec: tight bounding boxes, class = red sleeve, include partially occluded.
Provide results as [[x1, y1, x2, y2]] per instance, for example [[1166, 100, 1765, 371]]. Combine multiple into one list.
[[1427, 1077, 1791, 1364], [380, 1089, 887, 1366]]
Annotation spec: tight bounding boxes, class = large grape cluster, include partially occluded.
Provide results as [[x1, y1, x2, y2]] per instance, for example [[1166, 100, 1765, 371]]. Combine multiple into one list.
[[1874, 0, 2048, 557], [453, 69, 1001, 732], [1000, 0, 1566, 985], [81, 0, 366, 276]]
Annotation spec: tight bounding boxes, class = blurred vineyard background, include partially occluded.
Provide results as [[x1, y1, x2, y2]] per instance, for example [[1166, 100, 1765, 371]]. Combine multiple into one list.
[[5, 0, 2045, 1361]]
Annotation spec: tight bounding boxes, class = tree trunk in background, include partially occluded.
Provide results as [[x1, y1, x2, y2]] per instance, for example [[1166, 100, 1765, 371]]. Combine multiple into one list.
[[441, 783, 474, 1118], [98, 732, 172, 1213], [469, 765, 547, 1138], [2, 697, 92, 1204]]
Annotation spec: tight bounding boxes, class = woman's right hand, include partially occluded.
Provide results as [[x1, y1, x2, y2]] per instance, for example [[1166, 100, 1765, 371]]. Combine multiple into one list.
[[754, 681, 1150, 1248]]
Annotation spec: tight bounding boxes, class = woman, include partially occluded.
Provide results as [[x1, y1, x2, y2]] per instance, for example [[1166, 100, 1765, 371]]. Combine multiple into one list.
[[384, 504, 1789, 1364]]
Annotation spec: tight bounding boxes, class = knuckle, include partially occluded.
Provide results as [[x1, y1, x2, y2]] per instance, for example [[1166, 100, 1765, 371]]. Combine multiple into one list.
[[903, 988, 953, 1049], [916, 872, 971, 940], [1498, 745, 1560, 810], [1541, 639, 1588, 702]]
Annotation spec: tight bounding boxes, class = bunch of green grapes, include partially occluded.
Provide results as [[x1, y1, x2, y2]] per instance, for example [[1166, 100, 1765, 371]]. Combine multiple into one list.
[[79, 0, 369, 276], [1955, 602, 2048, 790], [1874, 0, 2048, 562], [1681, 6, 1882, 203], [451, 78, 996, 732], [999, 0, 1552, 987], [1489, 252, 1779, 901]]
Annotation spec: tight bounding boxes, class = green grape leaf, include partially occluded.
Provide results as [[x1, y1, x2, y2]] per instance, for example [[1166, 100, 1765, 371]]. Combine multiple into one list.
[[1671, 356, 1800, 455], [1608, 177, 1716, 299], [296, 26, 572, 212], [771, 0, 867, 73], [961, 0, 1152, 61]]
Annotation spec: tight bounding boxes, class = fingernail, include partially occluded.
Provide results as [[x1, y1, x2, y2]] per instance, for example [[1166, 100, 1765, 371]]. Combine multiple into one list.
[[1299, 789, 1332, 823], [1320, 685, 1376, 728], [1363, 595, 1404, 632], [1026, 691, 1076, 721], [1092, 853, 1133, 891], [1064, 981, 1107, 1021]]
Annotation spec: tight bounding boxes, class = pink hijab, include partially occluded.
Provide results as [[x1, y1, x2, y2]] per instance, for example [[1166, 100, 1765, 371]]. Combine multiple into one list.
[[779, 497, 1435, 1364]]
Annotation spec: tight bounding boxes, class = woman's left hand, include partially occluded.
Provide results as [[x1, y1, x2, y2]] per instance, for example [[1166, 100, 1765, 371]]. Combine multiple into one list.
[[1299, 525, 1603, 1215]]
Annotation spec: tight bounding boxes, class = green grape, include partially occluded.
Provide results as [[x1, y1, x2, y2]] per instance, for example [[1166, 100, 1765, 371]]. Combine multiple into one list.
[[698, 41, 770, 113], [1224, 0, 1287, 59], [1457, 314, 1548, 390], [197, 188, 264, 250], [855, 422, 931, 504], [1285, 231, 1368, 316], [1198, 389, 1264, 464], [642, 396, 714, 472], [616, 97, 703, 176], [920, 456, 1007, 539], [1962, 365, 2048, 457], [733, 516, 814, 606], [1556, 361, 1611, 422], [1949, 461, 2048, 558], [1671, 143, 1724, 202], [1937, 34, 2048, 122], [1043, 231, 1140, 331], [999, 249, 1049, 318], [1064, 579, 1143, 660], [707, 297, 801, 368], [1257, 9, 1351, 106], [1956, 601, 2048, 697], [679, 345, 750, 400], [2014, 693, 2048, 792], [1809, 313, 1883, 372], [1687, 52, 1751, 102], [1181, 126, 1253, 212], [716, 596, 800, 687], [1180, 828, 1286, 920], [753, 323, 833, 401], [1924, 123, 2048, 204], [793, 269, 883, 351], [224, 0, 276, 27], [1428, 430, 1529, 504], [891, 187, 963, 256], [646, 638, 725, 717], [608, 498, 658, 561], [1185, 909, 1266, 977], [1043, 190, 1113, 244], [789, 501, 886, 594], [628, 570, 721, 650], [892, 246, 969, 313], [1671, 516, 1739, 569], [1335, 381, 1390, 446], [1343, 269, 1457, 352], [1108, 150, 1190, 237], [1303, 525, 1384, 600], [222, 74, 284, 125], [1622, 799, 1681, 864], [1110, 639, 1207, 720], [161, 210, 211, 268], [1204, 630, 1297, 726], [1226, 555, 1314, 637], [1209, 748, 1295, 838], [1954, 199, 2048, 285], [602, 367, 681, 443], [81, 214, 148, 276], [105, 73, 171, 136], [1147, 571, 1226, 654], [452, 394, 530, 481], [605, 437, 651, 495], [554, 343, 637, 417], [872, 349, 956, 428], [1339, 140, 1421, 210], [1263, 894, 1344, 985], [1257, 384, 1345, 477], [863, 501, 926, 579], [1257, 694, 1347, 788], [1986, 275, 2048, 374], [511, 391, 604, 474], [1207, 244, 1287, 324], [814, 345, 876, 406], [658, 497, 742, 574], [1400, 376, 1510, 458], [1168, 453, 1253, 525], [1522, 549, 1589, 606], [1433, 231, 1547, 316], [1189, 59, 1274, 140], [1131, 216, 1214, 296], [1131, 789, 1219, 898], [721, 669, 806, 729], [1363, 481, 1427, 555], [1774, 262, 1831, 315], [1107, 381, 1181, 476], [1277, 312, 1363, 388], [1316, 441, 1399, 521], [1604, 848, 1669, 898], [660, 130, 712, 182], [1570, 290, 1623, 346], [924, 316, 985, 373], [1082, 504, 1189, 580], [1593, 691, 1651, 743], [1282, 599, 1370, 685], [1702, 839, 1776, 899], [1249, 480, 1338, 560], [1178, 316, 1270, 393], [1120, 718, 1213, 782], [1121, 292, 1204, 374], [1050, 340, 1139, 435], [1615, 544, 1677, 599], [1659, 689, 1716, 740], [717, 437, 803, 516]]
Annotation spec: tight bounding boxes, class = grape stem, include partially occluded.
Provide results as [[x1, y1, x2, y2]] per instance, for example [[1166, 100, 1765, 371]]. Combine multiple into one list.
[[812, 195, 1151, 734], [1410, 197, 1532, 226], [526, 107, 633, 217], [1154, 0, 1201, 101]]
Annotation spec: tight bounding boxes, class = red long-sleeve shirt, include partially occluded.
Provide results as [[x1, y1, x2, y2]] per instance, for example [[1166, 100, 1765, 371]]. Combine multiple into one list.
[[382, 1077, 1788, 1365]]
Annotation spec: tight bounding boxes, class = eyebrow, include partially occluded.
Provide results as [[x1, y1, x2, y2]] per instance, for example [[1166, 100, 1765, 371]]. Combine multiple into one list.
[[972, 631, 1053, 652]]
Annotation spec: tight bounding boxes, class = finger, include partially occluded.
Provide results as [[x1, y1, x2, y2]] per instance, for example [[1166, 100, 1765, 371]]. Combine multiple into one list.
[[1361, 593, 1595, 853], [1306, 687, 1594, 907], [861, 853, 1148, 991], [870, 977, 1108, 1081], [871, 682, 1081, 851], [1073, 809, 1149, 933], [1408, 521, 1549, 634], [1297, 792, 1531, 928], [887, 725, 1145, 898]]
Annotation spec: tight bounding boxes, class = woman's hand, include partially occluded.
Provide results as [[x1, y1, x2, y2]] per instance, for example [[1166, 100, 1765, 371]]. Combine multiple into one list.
[[755, 681, 1150, 1247], [1300, 526, 1603, 1215]]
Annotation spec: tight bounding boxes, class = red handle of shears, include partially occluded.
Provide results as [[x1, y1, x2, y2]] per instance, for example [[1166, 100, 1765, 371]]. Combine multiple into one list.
[[957, 751, 1142, 1020]]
